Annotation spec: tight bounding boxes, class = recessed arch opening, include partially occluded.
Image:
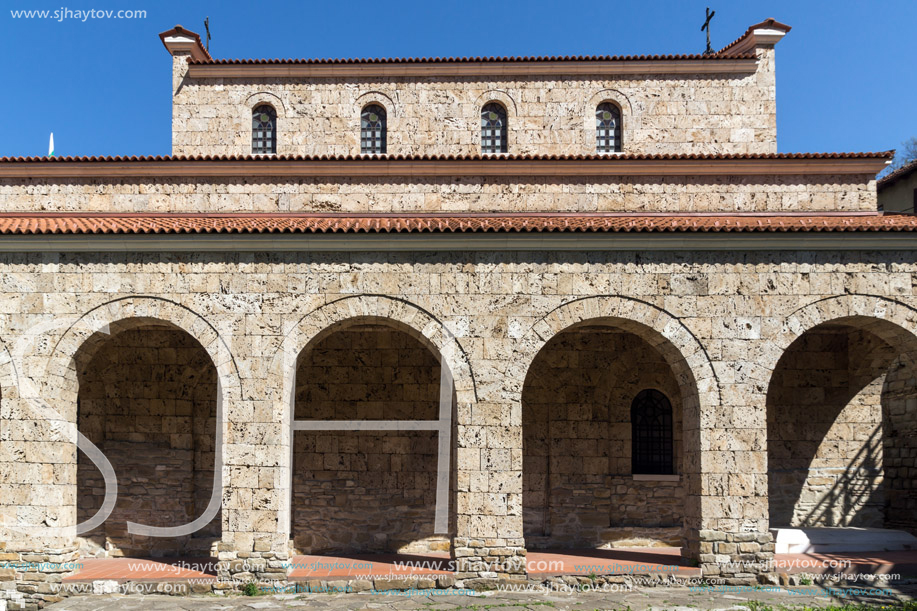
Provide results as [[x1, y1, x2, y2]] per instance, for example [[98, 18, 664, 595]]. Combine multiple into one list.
[[767, 315, 917, 542], [522, 317, 697, 552], [74, 317, 221, 558], [290, 316, 457, 556]]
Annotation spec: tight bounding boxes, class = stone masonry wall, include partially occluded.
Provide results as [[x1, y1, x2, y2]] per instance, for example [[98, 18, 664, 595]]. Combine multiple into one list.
[[767, 327, 897, 528], [0, 248, 915, 587], [171, 69, 777, 157], [522, 328, 684, 549], [292, 325, 449, 555], [0, 174, 878, 213], [883, 353, 917, 535], [76, 327, 219, 557]]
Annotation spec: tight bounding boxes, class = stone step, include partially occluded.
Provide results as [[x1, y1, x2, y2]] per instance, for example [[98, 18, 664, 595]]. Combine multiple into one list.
[[771, 527, 917, 554]]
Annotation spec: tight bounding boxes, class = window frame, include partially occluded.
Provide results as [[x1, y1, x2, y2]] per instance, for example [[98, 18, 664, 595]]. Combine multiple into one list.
[[252, 104, 277, 155], [360, 104, 387, 155], [481, 102, 508, 155], [595, 102, 622, 154], [630, 388, 674, 475]]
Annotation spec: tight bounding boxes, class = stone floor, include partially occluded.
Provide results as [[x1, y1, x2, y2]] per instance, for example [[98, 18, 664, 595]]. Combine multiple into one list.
[[41, 583, 917, 610], [61, 548, 917, 582]]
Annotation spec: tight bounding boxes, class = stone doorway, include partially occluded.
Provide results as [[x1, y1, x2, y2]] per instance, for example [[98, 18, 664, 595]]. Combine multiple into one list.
[[767, 316, 917, 551], [522, 323, 687, 551], [76, 320, 221, 558], [290, 319, 455, 557]]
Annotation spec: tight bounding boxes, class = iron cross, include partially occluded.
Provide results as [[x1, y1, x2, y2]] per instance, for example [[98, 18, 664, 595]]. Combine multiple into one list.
[[701, 7, 715, 55]]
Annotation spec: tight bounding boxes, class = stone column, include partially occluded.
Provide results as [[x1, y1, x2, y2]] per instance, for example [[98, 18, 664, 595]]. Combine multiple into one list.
[[452, 355, 526, 586], [692, 337, 773, 585], [217, 318, 290, 586]]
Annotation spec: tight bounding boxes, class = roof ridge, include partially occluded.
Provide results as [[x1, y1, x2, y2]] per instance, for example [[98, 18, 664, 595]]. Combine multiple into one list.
[[188, 52, 757, 66], [0, 152, 895, 163]]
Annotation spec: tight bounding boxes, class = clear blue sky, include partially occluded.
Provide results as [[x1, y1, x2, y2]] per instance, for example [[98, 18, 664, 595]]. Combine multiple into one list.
[[2, 0, 914, 159]]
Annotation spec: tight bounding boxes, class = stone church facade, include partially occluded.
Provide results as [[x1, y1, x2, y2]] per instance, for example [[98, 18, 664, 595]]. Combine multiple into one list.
[[1, 17, 916, 601]]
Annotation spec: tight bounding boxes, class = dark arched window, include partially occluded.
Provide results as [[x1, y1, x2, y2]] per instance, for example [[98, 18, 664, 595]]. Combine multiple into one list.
[[252, 105, 277, 154], [596, 102, 622, 153], [631, 389, 673, 474], [481, 103, 507, 154], [361, 104, 387, 154]]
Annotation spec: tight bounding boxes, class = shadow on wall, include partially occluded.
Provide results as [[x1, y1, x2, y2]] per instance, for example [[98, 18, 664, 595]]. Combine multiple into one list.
[[768, 323, 917, 534]]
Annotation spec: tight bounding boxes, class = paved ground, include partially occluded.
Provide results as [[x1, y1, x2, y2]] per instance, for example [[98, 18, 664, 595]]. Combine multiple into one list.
[[43, 583, 917, 610]]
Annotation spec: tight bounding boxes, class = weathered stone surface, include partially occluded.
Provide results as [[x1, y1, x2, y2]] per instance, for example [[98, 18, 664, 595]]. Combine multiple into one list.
[[0, 21, 914, 602]]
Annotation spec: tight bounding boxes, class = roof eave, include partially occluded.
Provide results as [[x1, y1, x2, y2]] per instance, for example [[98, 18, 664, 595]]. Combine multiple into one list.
[[0, 155, 892, 179], [185, 57, 758, 78]]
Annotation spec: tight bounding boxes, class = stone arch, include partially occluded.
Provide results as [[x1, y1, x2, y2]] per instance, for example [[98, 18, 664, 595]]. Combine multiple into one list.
[[473, 89, 518, 117], [34, 297, 241, 545], [245, 91, 287, 115], [354, 91, 398, 118], [763, 295, 917, 379], [515, 295, 719, 413], [763, 294, 917, 536], [584, 89, 634, 153], [271, 295, 475, 538], [515, 296, 719, 553], [273, 295, 475, 405], [0, 336, 24, 546]]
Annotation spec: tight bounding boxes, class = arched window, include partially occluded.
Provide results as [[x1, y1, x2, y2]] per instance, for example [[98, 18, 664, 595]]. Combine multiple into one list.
[[252, 105, 277, 154], [631, 389, 673, 475], [481, 103, 507, 154], [596, 103, 622, 153], [361, 104, 387, 154]]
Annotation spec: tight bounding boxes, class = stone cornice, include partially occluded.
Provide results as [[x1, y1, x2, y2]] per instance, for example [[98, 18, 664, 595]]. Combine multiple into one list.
[[0, 155, 891, 179], [1, 232, 914, 253], [185, 58, 760, 79]]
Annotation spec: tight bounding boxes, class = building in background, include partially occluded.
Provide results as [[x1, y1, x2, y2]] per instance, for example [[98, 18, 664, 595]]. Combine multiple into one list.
[[879, 159, 917, 214]]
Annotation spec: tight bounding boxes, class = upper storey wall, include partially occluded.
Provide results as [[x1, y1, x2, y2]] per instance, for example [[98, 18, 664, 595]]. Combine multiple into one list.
[[170, 64, 776, 157], [164, 23, 786, 158]]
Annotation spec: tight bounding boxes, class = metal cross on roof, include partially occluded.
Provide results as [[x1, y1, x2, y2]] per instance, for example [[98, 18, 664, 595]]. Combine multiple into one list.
[[701, 7, 716, 55]]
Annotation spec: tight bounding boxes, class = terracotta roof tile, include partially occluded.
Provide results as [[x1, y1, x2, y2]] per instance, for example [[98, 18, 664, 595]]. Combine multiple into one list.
[[1, 213, 915, 236], [716, 18, 793, 55], [878, 158, 917, 190], [187, 52, 755, 66], [158, 25, 213, 61], [0, 152, 894, 163]]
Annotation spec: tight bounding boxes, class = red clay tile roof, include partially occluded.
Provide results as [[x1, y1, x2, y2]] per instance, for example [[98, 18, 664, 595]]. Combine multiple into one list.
[[0, 152, 894, 163], [158, 25, 213, 61], [1, 213, 915, 235], [878, 159, 917, 190], [188, 52, 757, 65], [716, 18, 793, 55]]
